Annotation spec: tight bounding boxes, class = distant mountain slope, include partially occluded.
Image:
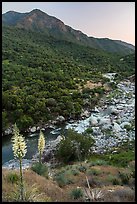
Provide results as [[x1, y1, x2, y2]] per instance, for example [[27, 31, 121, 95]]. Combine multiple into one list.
[[2, 9, 135, 55], [2, 10, 27, 25], [2, 23, 135, 132]]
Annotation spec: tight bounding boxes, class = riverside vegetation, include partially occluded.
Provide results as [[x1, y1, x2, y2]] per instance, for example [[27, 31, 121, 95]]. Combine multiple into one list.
[[2, 9, 135, 202], [2, 125, 135, 202]]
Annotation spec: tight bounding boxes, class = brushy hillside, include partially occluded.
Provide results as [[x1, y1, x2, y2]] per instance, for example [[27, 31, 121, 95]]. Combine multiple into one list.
[[2, 25, 135, 132], [2, 158, 135, 202], [2, 130, 135, 202]]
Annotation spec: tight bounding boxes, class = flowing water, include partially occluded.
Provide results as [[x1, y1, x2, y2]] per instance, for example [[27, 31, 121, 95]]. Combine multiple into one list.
[[2, 127, 64, 164]]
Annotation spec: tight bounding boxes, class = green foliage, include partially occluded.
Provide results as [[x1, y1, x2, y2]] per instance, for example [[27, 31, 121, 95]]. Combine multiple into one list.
[[7, 172, 20, 184], [31, 162, 48, 178], [118, 172, 131, 185], [87, 168, 101, 176], [108, 175, 120, 185], [89, 159, 108, 166], [107, 150, 135, 167], [71, 169, 79, 176], [85, 127, 93, 134], [78, 165, 87, 173], [56, 129, 95, 163], [70, 188, 83, 200], [124, 124, 132, 131], [54, 173, 73, 187], [2, 25, 135, 132]]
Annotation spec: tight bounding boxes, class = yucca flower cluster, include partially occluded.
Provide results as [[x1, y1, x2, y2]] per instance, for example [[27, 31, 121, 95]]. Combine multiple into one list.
[[38, 130, 45, 154], [11, 123, 27, 201], [12, 135, 27, 158], [38, 130, 45, 164], [12, 124, 27, 159]]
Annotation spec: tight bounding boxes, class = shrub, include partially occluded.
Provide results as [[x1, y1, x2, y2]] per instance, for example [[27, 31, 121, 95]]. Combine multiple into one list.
[[111, 177, 120, 185], [71, 169, 79, 176], [7, 172, 20, 184], [118, 172, 130, 185], [55, 174, 69, 187], [85, 128, 93, 134], [78, 165, 87, 173], [89, 160, 108, 166], [124, 124, 132, 131], [107, 150, 135, 167], [87, 168, 101, 176], [56, 129, 95, 163], [31, 162, 48, 178], [70, 188, 83, 200]]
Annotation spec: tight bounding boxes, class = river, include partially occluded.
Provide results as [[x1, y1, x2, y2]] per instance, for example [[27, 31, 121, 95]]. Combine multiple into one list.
[[2, 126, 65, 164]]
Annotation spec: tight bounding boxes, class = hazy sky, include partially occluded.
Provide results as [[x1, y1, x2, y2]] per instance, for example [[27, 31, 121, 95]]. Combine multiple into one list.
[[2, 2, 135, 45]]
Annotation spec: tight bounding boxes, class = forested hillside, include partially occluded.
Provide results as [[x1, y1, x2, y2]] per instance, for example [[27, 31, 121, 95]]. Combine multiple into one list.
[[2, 25, 135, 132], [2, 9, 135, 55]]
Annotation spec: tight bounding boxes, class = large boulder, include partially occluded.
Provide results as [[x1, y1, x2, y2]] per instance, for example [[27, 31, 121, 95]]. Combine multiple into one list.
[[89, 116, 98, 126], [56, 116, 65, 123]]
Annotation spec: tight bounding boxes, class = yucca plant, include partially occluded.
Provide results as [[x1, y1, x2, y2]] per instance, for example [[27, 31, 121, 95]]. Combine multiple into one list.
[[38, 130, 45, 164], [11, 123, 27, 201], [84, 176, 104, 201]]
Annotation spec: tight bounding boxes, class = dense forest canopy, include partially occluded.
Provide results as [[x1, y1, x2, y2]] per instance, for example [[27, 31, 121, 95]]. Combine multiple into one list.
[[2, 25, 135, 132]]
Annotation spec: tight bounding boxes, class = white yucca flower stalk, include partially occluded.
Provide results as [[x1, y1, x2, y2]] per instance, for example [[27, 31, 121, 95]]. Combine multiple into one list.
[[11, 124, 27, 201], [38, 130, 45, 164], [12, 135, 27, 158]]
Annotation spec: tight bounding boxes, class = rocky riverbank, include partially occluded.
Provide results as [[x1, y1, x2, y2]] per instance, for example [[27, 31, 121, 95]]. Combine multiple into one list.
[[66, 75, 135, 154], [2, 73, 135, 170]]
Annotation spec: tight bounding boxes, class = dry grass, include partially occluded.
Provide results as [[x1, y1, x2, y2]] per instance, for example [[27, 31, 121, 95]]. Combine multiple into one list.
[[2, 169, 67, 202], [84, 80, 102, 89], [2, 162, 135, 202]]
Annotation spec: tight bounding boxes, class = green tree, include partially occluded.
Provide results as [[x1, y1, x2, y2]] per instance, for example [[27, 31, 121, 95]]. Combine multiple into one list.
[[56, 129, 95, 163]]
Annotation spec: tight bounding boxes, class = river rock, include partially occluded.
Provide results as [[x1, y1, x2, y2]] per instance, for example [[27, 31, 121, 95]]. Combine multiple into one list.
[[98, 117, 111, 126], [108, 106, 119, 115], [93, 107, 100, 113], [2, 159, 32, 170], [112, 122, 122, 132], [41, 128, 45, 131], [30, 126, 37, 133], [37, 126, 40, 130], [49, 135, 64, 148], [120, 122, 131, 129], [81, 110, 90, 118], [4, 127, 12, 135], [56, 116, 65, 123], [89, 116, 98, 126]]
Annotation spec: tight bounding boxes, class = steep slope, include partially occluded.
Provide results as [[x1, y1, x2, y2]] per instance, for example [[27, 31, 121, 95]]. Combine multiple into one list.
[[2, 9, 135, 55], [2, 10, 27, 25], [2, 25, 135, 132]]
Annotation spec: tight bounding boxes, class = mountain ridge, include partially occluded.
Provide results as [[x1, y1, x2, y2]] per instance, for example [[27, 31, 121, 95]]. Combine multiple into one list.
[[2, 9, 135, 55]]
